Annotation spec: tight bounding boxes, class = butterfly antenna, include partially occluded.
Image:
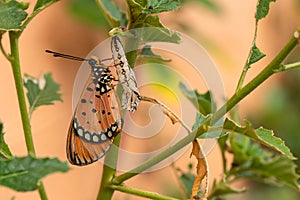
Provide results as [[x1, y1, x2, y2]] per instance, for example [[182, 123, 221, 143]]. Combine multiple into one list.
[[45, 50, 88, 61]]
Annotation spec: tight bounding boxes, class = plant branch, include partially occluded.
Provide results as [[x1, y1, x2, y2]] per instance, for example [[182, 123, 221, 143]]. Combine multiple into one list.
[[108, 184, 179, 200], [9, 31, 35, 155], [113, 30, 299, 184], [274, 61, 300, 73], [210, 31, 299, 126], [0, 35, 11, 61], [97, 133, 122, 200], [9, 31, 48, 200], [235, 22, 259, 91]]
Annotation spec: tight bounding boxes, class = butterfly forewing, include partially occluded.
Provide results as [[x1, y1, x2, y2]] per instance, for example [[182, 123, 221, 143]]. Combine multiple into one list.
[[67, 60, 122, 166]]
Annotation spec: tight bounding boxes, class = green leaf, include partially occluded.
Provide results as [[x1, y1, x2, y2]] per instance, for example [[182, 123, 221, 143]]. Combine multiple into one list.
[[248, 43, 266, 65], [127, 0, 144, 21], [132, 15, 181, 44], [0, 156, 69, 191], [255, 0, 276, 22], [229, 137, 300, 190], [95, 0, 127, 27], [139, 45, 171, 62], [23, 73, 62, 118], [224, 118, 295, 160], [179, 82, 216, 115], [192, 112, 210, 132], [69, 0, 110, 28], [0, 0, 28, 31], [179, 171, 195, 198], [208, 179, 246, 199], [142, 0, 180, 14], [33, 0, 59, 12], [0, 123, 13, 160]]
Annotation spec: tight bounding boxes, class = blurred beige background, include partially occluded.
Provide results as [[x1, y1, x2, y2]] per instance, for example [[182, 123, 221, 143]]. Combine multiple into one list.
[[0, 0, 299, 199]]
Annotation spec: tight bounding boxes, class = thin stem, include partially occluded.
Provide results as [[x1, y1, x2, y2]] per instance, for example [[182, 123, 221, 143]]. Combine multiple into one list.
[[235, 21, 259, 91], [97, 133, 121, 200], [0, 35, 11, 61], [9, 31, 48, 200], [211, 33, 299, 125], [108, 184, 179, 200], [113, 129, 197, 184], [9, 31, 36, 155], [277, 61, 300, 72]]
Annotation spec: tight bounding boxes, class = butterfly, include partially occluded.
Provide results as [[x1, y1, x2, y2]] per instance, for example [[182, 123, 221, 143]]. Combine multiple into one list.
[[111, 35, 141, 112], [46, 50, 122, 166]]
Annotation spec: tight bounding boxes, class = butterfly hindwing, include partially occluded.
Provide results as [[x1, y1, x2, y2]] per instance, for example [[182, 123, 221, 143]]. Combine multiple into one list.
[[67, 61, 122, 166]]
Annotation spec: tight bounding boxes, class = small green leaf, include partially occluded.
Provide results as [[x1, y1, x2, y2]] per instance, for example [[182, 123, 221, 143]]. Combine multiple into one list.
[[224, 118, 295, 160], [0, 123, 13, 160], [179, 171, 195, 198], [192, 112, 210, 132], [143, 0, 180, 14], [179, 82, 216, 115], [0, 0, 28, 31], [255, 0, 276, 22], [33, 0, 59, 12], [248, 43, 266, 65], [0, 156, 69, 191], [23, 73, 62, 118], [95, 0, 127, 27], [208, 179, 246, 199], [139, 45, 171, 62]]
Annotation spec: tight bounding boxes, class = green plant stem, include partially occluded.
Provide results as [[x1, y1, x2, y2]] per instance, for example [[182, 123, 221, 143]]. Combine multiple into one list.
[[9, 31, 48, 200], [235, 21, 259, 91], [113, 129, 197, 185], [108, 184, 179, 200], [97, 133, 122, 200], [277, 61, 300, 72], [9, 31, 36, 155], [113, 31, 299, 185], [211, 33, 298, 125]]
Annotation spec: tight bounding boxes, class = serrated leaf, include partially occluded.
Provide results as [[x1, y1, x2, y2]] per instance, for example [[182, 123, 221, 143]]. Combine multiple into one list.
[[142, 0, 180, 14], [95, 0, 127, 27], [0, 123, 13, 160], [33, 0, 59, 12], [139, 45, 171, 62], [229, 138, 300, 190], [0, 156, 69, 191], [179, 82, 216, 115], [0, 0, 28, 31], [248, 43, 266, 65], [208, 179, 246, 199], [224, 118, 295, 159], [23, 73, 62, 118], [255, 0, 276, 22]]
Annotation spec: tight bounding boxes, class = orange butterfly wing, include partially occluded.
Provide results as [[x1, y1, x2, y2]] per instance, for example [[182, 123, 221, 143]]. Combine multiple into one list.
[[67, 61, 122, 166]]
